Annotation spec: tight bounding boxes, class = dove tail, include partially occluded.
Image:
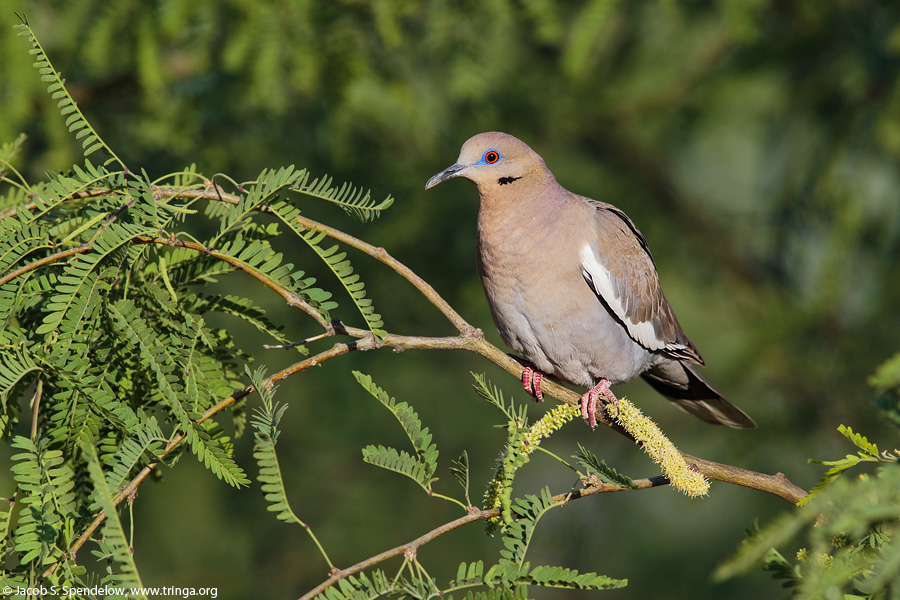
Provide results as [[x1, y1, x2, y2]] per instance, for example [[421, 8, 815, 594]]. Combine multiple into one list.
[[641, 361, 757, 429]]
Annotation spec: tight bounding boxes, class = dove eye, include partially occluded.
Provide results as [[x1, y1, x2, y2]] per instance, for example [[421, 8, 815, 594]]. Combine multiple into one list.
[[483, 150, 501, 164]]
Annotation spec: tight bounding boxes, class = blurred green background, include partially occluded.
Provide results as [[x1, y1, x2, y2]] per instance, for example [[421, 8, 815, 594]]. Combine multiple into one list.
[[2, 0, 900, 598]]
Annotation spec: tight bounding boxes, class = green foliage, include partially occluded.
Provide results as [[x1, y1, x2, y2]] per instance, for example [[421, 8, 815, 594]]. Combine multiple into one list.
[[0, 27, 390, 593], [799, 425, 890, 507], [9, 436, 76, 566], [0, 343, 40, 409], [355, 371, 439, 492], [718, 363, 900, 598], [250, 366, 297, 522], [249, 366, 334, 570], [471, 372, 527, 424], [83, 442, 147, 597], [14, 16, 123, 169], [493, 421, 532, 531], [334, 374, 627, 598], [869, 352, 900, 393], [313, 570, 394, 600], [472, 372, 531, 534], [271, 201, 385, 339], [480, 490, 626, 594], [574, 443, 638, 490], [717, 465, 900, 598], [0, 133, 27, 173], [871, 352, 900, 428], [290, 173, 394, 223], [450, 451, 472, 507]]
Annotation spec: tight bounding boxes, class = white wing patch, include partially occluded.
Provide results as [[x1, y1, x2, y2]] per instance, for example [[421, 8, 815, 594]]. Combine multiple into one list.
[[579, 245, 665, 352]]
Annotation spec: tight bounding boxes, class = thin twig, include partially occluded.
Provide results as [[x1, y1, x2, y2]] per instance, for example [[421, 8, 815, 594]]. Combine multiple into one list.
[[0, 244, 90, 286], [29, 377, 43, 442], [0, 188, 115, 221], [294, 214, 472, 334], [264, 332, 330, 350], [131, 235, 332, 331], [299, 477, 669, 600], [0, 233, 331, 331]]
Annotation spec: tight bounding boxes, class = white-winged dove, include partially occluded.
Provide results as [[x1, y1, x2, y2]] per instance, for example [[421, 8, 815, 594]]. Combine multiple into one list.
[[426, 132, 755, 429]]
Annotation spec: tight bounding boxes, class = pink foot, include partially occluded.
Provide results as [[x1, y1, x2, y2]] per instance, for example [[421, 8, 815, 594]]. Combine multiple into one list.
[[522, 366, 544, 402], [580, 378, 618, 429]]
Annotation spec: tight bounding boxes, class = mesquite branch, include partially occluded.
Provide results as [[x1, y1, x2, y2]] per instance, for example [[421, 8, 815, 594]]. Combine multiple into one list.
[[14, 185, 806, 583], [299, 476, 670, 600]]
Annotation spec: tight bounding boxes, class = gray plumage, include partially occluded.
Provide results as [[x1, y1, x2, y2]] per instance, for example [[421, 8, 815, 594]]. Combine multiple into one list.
[[426, 132, 755, 429]]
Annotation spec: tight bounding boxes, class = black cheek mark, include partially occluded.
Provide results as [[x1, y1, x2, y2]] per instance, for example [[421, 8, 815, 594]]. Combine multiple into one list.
[[498, 176, 522, 186]]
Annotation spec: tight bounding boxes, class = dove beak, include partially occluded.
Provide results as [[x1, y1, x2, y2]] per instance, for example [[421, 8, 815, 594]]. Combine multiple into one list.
[[425, 163, 466, 190]]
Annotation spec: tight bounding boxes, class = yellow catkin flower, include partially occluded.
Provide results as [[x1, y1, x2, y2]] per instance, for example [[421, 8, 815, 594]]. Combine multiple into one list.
[[521, 402, 581, 454], [796, 548, 833, 568], [483, 403, 580, 520], [606, 398, 710, 497], [484, 470, 503, 510]]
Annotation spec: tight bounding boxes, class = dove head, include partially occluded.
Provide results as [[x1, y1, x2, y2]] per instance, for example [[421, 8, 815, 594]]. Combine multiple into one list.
[[425, 132, 555, 192]]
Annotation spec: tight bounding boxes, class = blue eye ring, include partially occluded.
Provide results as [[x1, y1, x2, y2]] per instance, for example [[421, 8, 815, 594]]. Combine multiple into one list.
[[481, 149, 502, 165]]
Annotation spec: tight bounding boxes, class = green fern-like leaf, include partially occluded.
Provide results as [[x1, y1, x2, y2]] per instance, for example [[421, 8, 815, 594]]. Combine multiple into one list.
[[353, 372, 436, 461], [0, 343, 41, 410], [253, 431, 305, 525], [82, 441, 147, 597], [44, 368, 103, 452], [354, 371, 438, 489], [312, 570, 393, 600], [249, 368, 301, 524], [108, 299, 190, 411], [451, 561, 486, 588], [186, 293, 297, 350], [0, 133, 27, 174], [471, 372, 525, 423], [484, 417, 533, 535], [838, 425, 880, 458], [15, 18, 124, 169], [869, 351, 900, 393], [271, 201, 384, 339], [248, 366, 334, 569], [217, 231, 337, 315], [800, 425, 887, 506], [450, 451, 472, 506], [574, 443, 637, 489], [186, 421, 251, 488], [498, 488, 557, 567], [524, 565, 626, 590], [213, 166, 303, 244], [9, 438, 49, 565], [0, 210, 54, 275], [361, 445, 437, 486], [292, 172, 393, 222], [103, 420, 166, 492], [9, 436, 76, 567], [35, 222, 150, 339], [109, 300, 249, 488]]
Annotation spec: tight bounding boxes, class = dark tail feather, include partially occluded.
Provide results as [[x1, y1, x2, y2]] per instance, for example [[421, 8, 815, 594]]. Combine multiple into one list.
[[641, 361, 756, 429]]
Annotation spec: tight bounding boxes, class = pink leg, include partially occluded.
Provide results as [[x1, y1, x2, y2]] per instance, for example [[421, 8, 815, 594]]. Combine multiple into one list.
[[522, 366, 544, 402], [580, 378, 618, 429]]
